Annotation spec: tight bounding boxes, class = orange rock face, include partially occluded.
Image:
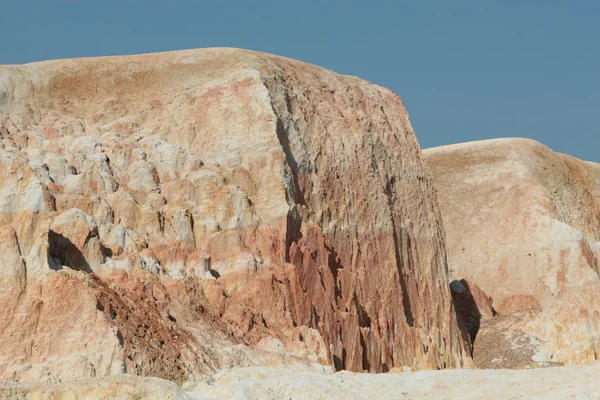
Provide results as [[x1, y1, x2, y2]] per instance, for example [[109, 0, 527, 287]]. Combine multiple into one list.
[[0, 48, 467, 382]]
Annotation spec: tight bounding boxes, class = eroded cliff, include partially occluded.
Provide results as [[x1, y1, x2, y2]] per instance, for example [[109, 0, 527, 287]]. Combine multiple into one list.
[[0, 48, 467, 382]]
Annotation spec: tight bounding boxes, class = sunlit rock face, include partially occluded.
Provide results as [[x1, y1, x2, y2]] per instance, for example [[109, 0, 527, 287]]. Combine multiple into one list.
[[0, 48, 467, 382], [425, 138, 600, 367]]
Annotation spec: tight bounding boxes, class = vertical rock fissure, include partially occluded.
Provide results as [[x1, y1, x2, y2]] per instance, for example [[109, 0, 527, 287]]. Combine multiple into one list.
[[385, 176, 415, 327], [274, 116, 305, 263]]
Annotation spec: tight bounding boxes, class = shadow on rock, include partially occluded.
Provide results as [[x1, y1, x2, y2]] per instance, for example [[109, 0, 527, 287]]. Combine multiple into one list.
[[450, 279, 496, 355], [48, 230, 93, 273]]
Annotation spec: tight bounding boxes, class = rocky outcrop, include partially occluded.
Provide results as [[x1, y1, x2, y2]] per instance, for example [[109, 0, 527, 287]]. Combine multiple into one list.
[[424, 138, 600, 367], [0, 48, 467, 382]]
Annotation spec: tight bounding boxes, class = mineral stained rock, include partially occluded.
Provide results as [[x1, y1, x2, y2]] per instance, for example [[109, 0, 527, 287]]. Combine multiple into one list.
[[424, 138, 600, 367], [0, 48, 467, 382]]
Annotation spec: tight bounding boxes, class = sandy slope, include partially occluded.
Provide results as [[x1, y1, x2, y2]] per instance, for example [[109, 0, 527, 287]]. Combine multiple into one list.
[[3, 363, 599, 399]]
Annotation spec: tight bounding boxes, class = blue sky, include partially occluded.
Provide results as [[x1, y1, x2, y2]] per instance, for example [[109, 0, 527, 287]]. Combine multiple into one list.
[[2, 1, 598, 161]]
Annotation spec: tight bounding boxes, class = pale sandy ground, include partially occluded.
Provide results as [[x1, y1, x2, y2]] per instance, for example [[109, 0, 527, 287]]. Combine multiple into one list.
[[3, 363, 599, 399], [184, 363, 600, 400]]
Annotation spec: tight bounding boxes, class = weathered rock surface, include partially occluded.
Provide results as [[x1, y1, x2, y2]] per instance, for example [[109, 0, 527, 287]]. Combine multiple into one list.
[[424, 138, 600, 367], [0, 48, 467, 382]]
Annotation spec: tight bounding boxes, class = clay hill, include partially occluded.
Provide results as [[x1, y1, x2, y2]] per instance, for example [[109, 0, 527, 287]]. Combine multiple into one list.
[[0, 48, 469, 383], [2, 48, 600, 399], [424, 138, 600, 368]]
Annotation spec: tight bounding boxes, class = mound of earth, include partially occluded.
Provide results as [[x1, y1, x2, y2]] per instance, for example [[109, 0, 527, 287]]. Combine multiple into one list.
[[424, 138, 600, 367]]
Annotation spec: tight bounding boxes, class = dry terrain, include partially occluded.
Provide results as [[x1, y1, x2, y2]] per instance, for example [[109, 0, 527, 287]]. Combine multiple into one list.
[[3, 362, 600, 399], [425, 139, 600, 368], [1, 49, 598, 398]]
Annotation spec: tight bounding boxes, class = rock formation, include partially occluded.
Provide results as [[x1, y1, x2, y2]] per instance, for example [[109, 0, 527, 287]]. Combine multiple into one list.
[[0, 48, 467, 382], [424, 138, 600, 367]]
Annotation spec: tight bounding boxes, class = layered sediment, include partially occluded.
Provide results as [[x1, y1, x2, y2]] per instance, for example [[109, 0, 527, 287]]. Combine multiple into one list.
[[0, 48, 467, 382]]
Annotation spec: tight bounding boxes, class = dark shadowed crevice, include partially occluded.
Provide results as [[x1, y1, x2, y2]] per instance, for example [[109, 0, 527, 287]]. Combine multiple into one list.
[[48, 230, 92, 273], [355, 293, 372, 329], [311, 305, 321, 326], [333, 354, 344, 371], [285, 210, 303, 263], [450, 279, 481, 354], [360, 332, 371, 371], [101, 244, 113, 258], [326, 243, 343, 299], [274, 115, 307, 263], [397, 266, 415, 327], [116, 329, 124, 346]]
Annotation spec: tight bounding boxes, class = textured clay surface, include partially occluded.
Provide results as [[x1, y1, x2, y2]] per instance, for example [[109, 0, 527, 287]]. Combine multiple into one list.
[[425, 138, 600, 367], [0, 48, 467, 382]]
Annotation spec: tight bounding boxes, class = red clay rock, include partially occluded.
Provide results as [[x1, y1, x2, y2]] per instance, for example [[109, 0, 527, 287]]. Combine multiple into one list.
[[0, 48, 468, 381]]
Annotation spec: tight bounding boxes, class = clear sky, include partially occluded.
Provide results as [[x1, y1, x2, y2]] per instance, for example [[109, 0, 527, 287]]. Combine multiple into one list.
[[2, 1, 598, 161]]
